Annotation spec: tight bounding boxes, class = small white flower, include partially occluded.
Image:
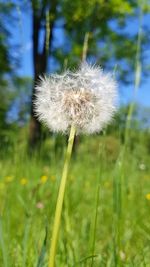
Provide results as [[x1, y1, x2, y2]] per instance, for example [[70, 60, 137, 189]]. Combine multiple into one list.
[[139, 163, 146, 171], [34, 62, 118, 134]]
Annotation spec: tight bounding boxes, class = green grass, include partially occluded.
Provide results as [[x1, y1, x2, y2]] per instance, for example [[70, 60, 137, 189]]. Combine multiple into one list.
[[0, 131, 150, 267]]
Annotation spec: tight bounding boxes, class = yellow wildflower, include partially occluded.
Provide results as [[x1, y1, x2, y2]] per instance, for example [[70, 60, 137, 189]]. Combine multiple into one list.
[[20, 178, 28, 185], [146, 193, 150, 201], [5, 176, 14, 183], [40, 175, 48, 184]]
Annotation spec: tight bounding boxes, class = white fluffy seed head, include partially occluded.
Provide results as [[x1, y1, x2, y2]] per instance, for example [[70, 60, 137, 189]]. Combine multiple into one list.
[[34, 62, 118, 134]]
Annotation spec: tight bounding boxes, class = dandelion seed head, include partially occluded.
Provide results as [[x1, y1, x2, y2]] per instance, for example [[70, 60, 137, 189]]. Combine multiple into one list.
[[34, 62, 118, 134]]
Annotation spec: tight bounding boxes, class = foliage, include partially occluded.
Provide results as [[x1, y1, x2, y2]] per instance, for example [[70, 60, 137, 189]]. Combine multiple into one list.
[[0, 0, 149, 144], [53, 0, 149, 84], [0, 1, 18, 142], [0, 2, 14, 77], [0, 77, 32, 149]]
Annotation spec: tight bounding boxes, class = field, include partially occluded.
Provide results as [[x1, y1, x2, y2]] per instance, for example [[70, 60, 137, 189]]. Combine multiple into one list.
[[0, 128, 150, 267], [0, 0, 150, 266]]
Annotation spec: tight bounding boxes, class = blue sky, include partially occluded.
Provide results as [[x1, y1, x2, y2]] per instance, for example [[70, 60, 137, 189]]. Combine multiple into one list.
[[11, 4, 150, 108]]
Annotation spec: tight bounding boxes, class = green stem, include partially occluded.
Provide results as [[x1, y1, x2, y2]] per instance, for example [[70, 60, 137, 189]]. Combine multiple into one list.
[[48, 125, 76, 267], [90, 184, 100, 267]]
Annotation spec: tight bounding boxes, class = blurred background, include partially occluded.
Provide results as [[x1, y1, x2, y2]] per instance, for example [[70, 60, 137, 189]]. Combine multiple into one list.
[[0, 1, 150, 266], [0, 0, 150, 150]]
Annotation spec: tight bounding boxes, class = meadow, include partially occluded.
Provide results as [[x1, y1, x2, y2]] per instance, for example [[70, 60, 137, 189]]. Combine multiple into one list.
[[0, 125, 150, 267], [0, 0, 150, 266]]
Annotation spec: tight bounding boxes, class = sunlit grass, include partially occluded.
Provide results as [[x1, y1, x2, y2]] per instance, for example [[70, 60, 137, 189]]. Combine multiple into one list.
[[0, 130, 150, 266]]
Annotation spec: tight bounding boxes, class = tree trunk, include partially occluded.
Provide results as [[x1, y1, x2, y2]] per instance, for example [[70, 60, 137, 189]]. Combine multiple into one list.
[[29, 1, 57, 148]]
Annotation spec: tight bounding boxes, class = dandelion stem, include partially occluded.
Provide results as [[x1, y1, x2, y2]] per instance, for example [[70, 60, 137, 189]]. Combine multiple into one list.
[[48, 125, 76, 267]]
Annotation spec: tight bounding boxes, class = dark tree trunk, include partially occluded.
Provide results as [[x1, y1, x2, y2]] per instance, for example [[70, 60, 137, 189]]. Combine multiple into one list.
[[29, 0, 57, 148]]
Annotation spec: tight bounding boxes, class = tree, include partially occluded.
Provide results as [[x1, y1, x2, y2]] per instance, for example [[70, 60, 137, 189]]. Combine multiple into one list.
[[27, 0, 149, 146], [0, 2, 32, 147], [0, 2, 13, 78], [29, 0, 57, 147], [0, 2, 15, 142], [58, 0, 149, 81]]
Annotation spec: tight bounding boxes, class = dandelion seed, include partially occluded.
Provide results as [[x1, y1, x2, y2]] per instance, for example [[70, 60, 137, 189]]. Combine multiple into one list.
[[34, 62, 118, 134], [145, 193, 150, 201], [20, 178, 28, 185], [40, 175, 48, 184]]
